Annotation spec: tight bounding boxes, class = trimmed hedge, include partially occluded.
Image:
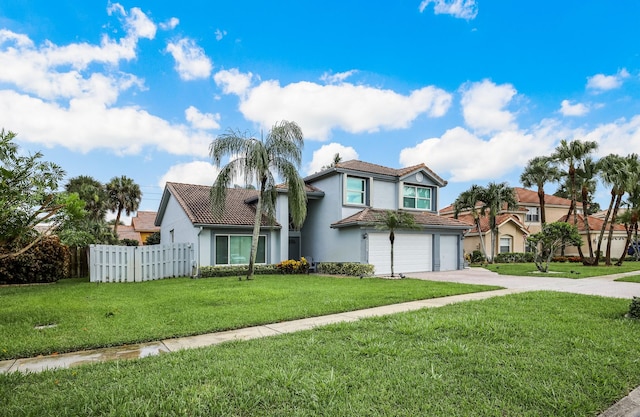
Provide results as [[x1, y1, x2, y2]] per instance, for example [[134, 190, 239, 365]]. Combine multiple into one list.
[[316, 262, 375, 276], [275, 258, 310, 274], [494, 252, 535, 263], [198, 264, 278, 278], [0, 235, 70, 284]]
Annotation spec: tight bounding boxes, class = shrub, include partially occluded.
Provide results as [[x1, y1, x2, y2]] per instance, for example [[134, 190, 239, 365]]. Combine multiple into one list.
[[276, 257, 310, 274], [628, 297, 640, 319], [0, 235, 70, 284], [494, 252, 534, 263], [198, 264, 278, 278], [470, 250, 485, 264], [120, 238, 139, 246], [145, 231, 160, 245], [551, 256, 582, 263], [316, 262, 375, 276]]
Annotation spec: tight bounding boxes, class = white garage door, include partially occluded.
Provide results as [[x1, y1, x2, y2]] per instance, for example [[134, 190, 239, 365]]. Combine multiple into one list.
[[368, 233, 432, 275], [439, 235, 459, 271]]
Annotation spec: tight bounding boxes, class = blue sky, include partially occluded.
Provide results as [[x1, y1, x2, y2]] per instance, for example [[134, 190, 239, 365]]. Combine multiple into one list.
[[1, 0, 640, 221]]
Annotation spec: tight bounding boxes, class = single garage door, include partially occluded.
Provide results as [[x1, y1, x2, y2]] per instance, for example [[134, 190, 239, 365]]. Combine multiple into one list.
[[439, 235, 459, 271], [368, 233, 432, 275]]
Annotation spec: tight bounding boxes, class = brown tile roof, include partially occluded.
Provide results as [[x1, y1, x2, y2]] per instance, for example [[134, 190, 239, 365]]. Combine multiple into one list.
[[513, 187, 572, 206], [558, 214, 626, 232], [456, 213, 529, 234], [166, 182, 280, 227], [330, 208, 471, 229], [116, 225, 142, 242], [131, 211, 160, 232], [319, 160, 446, 185]]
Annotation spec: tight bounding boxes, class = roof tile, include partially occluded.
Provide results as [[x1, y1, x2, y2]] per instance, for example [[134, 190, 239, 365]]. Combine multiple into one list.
[[331, 208, 471, 229]]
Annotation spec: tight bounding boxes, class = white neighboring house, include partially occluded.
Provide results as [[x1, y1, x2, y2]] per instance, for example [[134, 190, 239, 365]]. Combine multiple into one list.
[[154, 160, 471, 275]]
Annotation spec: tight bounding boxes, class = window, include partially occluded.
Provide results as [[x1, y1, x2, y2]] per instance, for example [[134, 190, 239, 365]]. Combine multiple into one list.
[[346, 176, 367, 205], [526, 207, 540, 222], [403, 185, 432, 210], [499, 236, 512, 253], [215, 235, 266, 265]]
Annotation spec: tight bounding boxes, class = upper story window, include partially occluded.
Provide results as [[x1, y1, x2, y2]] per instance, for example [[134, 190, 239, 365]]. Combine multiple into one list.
[[526, 207, 540, 222], [345, 176, 367, 205], [403, 185, 432, 210]]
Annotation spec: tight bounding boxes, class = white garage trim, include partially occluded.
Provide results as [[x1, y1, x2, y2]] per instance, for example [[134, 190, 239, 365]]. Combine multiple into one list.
[[368, 233, 432, 275]]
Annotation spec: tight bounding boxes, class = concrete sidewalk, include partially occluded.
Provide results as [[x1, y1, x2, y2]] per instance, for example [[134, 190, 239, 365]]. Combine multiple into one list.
[[1, 268, 639, 416]]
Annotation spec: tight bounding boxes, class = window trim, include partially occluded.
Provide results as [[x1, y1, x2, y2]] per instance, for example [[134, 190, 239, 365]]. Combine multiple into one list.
[[499, 236, 512, 254], [215, 234, 267, 265], [344, 175, 369, 206], [402, 184, 433, 211], [525, 207, 540, 222]]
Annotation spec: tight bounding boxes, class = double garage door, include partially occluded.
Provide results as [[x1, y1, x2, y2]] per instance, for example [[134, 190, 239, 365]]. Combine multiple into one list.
[[367, 233, 459, 275]]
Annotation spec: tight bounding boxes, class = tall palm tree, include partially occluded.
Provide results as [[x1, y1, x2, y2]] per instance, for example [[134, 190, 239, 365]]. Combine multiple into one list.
[[596, 154, 629, 265], [105, 176, 142, 236], [519, 156, 561, 226], [453, 184, 488, 261], [549, 139, 598, 262], [480, 182, 518, 262], [575, 157, 599, 262], [375, 210, 419, 277], [210, 120, 307, 280]]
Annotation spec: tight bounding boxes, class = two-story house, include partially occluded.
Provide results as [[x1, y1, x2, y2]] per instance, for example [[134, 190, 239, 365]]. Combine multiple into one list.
[[154, 160, 471, 275]]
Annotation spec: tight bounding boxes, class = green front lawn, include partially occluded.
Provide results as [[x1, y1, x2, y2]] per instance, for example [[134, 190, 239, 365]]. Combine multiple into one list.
[[0, 275, 498, 360], [483, 262, 640, 278], [1, 292, 638, 416]]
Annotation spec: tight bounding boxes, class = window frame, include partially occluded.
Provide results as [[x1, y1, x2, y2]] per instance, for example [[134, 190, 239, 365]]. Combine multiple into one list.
[[499, 236, 512, 254], [402, 184, 433, 211], [525, 207, 540, 222], [215, 234, 267, 265], [344, 175, 368, 206]]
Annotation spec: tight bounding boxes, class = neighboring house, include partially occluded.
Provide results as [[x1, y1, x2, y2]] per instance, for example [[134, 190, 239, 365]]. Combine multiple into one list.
[[115, 211, 161, 245], [440, 187, 627, 258], [155, 160, 471, 275]]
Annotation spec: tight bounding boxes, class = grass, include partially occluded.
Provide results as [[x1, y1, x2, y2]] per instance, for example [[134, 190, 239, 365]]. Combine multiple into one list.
[[483, 261, 640, 278], [616, 275, 640, 283], [1, 292, 638, 416], [0, 274, 498, 360]]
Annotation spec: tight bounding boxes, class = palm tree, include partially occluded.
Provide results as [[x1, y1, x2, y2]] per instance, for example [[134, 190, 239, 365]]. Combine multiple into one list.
[[519, 156, 561, 226], [375, 210, 419, 277], [480, 182, 518, 262], [453, 184, 488, 261], [575, 157, 599, 263], [210, 120, 307, 280], [549, 139, 598, 262], [105, 176, 142, 236]]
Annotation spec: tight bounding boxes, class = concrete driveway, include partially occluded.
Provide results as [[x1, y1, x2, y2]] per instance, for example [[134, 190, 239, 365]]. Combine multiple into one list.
[[410, 267, 640, 299]]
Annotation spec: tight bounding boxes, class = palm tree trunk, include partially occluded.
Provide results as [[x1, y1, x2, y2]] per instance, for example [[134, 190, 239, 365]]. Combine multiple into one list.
[[595, 193, 616, 264], [538, 188, 546, 225], [475, 218, 488, 261], [581, 188, 595, 264], [247, 181, 266, 280], [606, 194, 623, 265], [616, 217, 635, 266], [390, 230, 395, 277]]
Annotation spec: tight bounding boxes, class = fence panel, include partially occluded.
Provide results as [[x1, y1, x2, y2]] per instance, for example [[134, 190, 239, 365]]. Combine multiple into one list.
[[90, 243, 193, 283]]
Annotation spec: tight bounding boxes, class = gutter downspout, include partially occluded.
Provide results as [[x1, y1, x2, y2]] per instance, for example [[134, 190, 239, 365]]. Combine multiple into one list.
[[195, 227, 203, 278]]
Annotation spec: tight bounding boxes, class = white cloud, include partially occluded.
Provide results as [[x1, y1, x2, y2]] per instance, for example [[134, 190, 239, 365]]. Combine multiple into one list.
[[460, 79, 517, 134], [559, 99, 589, 117], [125, 7, 157, 40], [158, 161, 219, 189], [214, 68, 254, 96], [586, 68, 630, 91], [320, 70, 358, 84], [214, 29, 227, 41], [418, 0, 478, 20], [399, 121, 558, 182], [0, 90, 213, 156], [159, 17, 179, 30], [185, 105, 221, 130], [165, 37, 213, 80], [306, 143, 359, 175], [582, 115, 640, 158], [216, 69, 452, 141]]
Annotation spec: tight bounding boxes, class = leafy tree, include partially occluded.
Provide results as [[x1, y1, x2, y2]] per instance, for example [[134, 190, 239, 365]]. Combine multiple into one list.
[[0, 129, 83, 259], [520, 156, 561, 225], [210, 120, 307, 280], [453, 184, 488, 261], [528, 222, 582, 272], [66, 175, 108, 222], [106, 176, 142, 236], [375, 210, 419, 277], [145, 231, 161, 245]]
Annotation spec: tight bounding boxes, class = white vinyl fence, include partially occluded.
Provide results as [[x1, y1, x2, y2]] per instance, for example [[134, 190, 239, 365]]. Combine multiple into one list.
[[89, 243, 194, 283]]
